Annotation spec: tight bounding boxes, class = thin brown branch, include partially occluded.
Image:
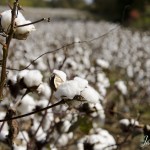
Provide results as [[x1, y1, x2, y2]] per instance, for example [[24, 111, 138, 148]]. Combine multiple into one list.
[[0, 40, 5, 47], [15, 18, 50, 28], [58, 47, 68, 70], [0, 99, 66, 122], [0, 1, 19, 100]]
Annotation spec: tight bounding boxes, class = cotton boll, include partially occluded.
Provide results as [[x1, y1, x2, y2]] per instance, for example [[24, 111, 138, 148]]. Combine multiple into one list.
[[23, 70, 43, 88], [13, 144, 26, 150], [97, 73, 110, 88], [1, 10, 25, 32], [119, 118, 130, 132], [61, 120, 71, 133], [55, 80, 80, 99], [37, 99, 49, 108], [49, 145, 58, 150], [97, 84, 106, 97], [42, 113, 54, 131], [130, 119, 139, 126], [17, 70, 28, 82], [53, 70, 67, 82], [119, 118, 140, 133], [15, 20, 35, 34], [0, 9, 35, 40], [92, 103, 105, 125], [77, 128, 116, 150], [17, 95, 36, 114], [17, 70, 43, 88], [58, 134, 69, 146], [74, 77, 88, 90], [31, 119, 47, 141], [14, 20, 36, 40], [119, 119, 130, 127], [37, 83, 51, 99], [96, 59, 110, 69], [81, 86, 102, 103], [58, 132, 73, 146], [51, 70, 67, 90], [115, 80, 128, 95]]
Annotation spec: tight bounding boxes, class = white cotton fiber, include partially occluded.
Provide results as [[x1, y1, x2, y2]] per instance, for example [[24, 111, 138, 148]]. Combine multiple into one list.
[[0, 9, 35, 39], [17, 95, 36, 114], [55, 80, 80, 99], [115, 80, 128, 95], [74, 77, 88, 91], [81, 86, 101, 103], [17, 70, 43, 88], [37, 83, 51, 99]]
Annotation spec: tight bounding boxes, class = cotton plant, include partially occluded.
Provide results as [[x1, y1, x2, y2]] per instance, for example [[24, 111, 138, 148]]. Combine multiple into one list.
[[77, 128, 116, 150], [0, 9, 35, 40], [119, 118, 143, 135], [52, 72, 103, 107]]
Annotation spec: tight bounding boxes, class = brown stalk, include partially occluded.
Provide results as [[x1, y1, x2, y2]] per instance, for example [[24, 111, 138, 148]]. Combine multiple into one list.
[[0, 0, 19, 100]]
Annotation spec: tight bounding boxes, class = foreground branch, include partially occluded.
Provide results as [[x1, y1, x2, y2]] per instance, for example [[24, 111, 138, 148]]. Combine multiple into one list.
[[0, 99, 66, 122], [0, 0, 19, 100]]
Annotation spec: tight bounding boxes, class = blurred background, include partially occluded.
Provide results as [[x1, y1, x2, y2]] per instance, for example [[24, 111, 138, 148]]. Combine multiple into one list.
[[0, 0, 150, 30]]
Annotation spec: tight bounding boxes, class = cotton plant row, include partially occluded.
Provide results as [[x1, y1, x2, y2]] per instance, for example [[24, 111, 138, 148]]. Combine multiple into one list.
[[5, 19, 150, 93]]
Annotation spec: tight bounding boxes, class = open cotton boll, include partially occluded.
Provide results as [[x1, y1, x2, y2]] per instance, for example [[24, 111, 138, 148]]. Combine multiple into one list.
[[42, 113, 54, 131], [119, 118, 130, 127], [130, 119, 139, 126], [17, 95, 36, 114], [23, 70, 43, 88], [14, 20, 35, 40], [55, 80, 81, 99], [51, 70, 67, 90], [18, 70, 43, 88], [73, 77, 88, 90], [78, 128, 116, 150], [0, 10, 25, 32], [58, 132, 73, 146], [15, 20, 35, 34], [81, 86, 102, 103], [17, 70, 28, 82], [31, 120, 46, 141], [0, 9, 35, 40], [53, 70, 67, 82], [37, 83, 51, 99], [115, 80, 128, 95]]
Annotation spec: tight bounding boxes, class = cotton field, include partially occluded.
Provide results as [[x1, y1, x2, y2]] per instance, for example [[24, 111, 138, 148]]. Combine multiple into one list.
[[0, 5, 150, 150]]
